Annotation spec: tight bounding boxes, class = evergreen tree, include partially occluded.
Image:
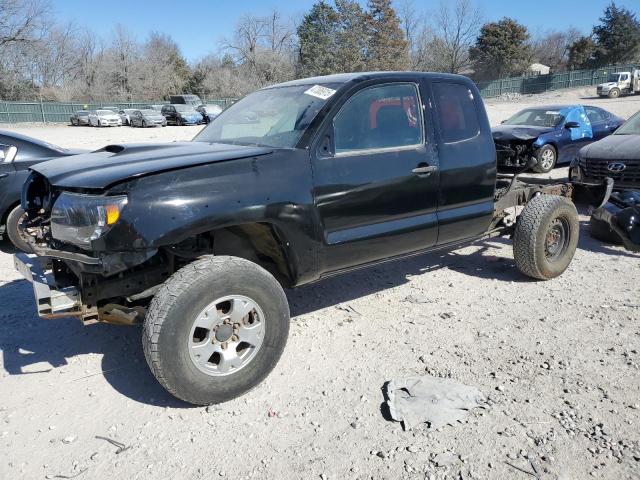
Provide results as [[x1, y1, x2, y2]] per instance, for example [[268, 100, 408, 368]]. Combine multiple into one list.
[[469, 17, 530, 80], [365, 0, 410, 71], [335, 0, 368, 72], [297, 1, 339, 77], [568, 36, 599, 69], [592, 2, 640, 65]]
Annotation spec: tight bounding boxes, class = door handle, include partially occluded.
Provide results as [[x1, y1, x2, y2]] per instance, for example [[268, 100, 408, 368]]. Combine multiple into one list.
[[0, 173, 8, 179], [412, 165, 438, 176]]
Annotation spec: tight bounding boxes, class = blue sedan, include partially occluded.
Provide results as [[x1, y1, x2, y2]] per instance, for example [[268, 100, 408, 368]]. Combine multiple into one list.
[[492, 105, 624, 173]]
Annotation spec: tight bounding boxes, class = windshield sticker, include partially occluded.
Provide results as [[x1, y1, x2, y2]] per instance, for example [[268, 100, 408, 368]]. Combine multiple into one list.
[[545, 111, 560, 115], [304, 85, 336, 100]]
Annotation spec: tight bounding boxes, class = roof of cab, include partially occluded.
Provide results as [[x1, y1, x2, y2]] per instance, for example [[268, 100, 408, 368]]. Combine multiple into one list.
[[268, 71, 472, 89]]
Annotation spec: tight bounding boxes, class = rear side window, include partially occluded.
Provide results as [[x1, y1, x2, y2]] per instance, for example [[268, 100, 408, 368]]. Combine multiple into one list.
[[585, 106, 608, 123], [333, 83, 423, 154], [433, 82, 480, 143]]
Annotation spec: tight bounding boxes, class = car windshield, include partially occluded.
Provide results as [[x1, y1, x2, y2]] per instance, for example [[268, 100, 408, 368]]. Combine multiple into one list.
[[141, 109, 158, 115], [504, 108, 565, 127], [97, 110, 115, 115], [194, 83, 340, 148], [614, 112, 639, 135], [175, 105, 195, 113]]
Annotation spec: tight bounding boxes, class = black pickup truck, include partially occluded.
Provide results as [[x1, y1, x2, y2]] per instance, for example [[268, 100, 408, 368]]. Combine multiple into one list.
[[14, 72, 611, 405]]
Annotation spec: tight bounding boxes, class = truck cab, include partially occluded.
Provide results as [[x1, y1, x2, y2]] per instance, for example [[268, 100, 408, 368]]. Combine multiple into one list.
[[597, 69, 640, 98]]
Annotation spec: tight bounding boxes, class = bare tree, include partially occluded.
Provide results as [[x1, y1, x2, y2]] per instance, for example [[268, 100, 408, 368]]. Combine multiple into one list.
[[0, 0, 49, 47], [431, 0, 482, 73], [531, 28, 582, 72]]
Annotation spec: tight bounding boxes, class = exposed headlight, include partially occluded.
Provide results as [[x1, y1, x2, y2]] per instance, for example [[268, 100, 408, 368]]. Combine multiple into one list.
[[51, 192, 128, 248]]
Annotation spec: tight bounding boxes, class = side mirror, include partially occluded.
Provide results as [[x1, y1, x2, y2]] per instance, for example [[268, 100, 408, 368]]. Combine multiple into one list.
[[565, 121, 580, 129]]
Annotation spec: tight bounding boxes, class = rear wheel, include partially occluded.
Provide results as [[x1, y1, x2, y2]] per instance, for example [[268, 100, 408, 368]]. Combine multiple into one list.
[[608, 88, 620, 99], [142, 120, 147, 128], [6, 205, 34, 253], [142, 256, 290, 405], [176, 117, 183, 126], [533, 145, 557, 173], [513, 195, 579, 280]]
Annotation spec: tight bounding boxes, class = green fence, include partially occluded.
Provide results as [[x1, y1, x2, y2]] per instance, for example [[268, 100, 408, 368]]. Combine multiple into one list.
[[0, 98, 236, 124], [477, 63, 639, 98]]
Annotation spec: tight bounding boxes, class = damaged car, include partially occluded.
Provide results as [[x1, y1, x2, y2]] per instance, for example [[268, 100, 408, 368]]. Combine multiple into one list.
[[13, 72, 624, 406], [571, 109, 640, 190], [492, 105, 623, 173]]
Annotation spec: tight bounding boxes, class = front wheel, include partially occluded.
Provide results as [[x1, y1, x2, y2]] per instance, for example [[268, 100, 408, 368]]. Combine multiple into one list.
[[142, 120, 147, 128], [142, 256, 290, 405], [608, 88, 620, 99], [533, 145, 557, 173], [513, 195, 579, 280], [6, 205, 34, 253]]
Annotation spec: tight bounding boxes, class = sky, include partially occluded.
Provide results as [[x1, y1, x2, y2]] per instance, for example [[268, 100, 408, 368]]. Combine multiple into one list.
[[52, 0, 639, 62]]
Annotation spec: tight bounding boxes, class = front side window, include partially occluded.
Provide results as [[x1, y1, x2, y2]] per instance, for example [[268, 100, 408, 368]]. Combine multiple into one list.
[[433, 82, 480, 143], [333, 83, 422, 154]]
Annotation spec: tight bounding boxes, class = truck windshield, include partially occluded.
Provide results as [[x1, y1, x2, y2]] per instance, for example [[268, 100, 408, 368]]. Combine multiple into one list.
[[193, 84, 340, 148], [607, 74, 620, 82], [503, 108, 565, 128], [614, 112, 639, 135]]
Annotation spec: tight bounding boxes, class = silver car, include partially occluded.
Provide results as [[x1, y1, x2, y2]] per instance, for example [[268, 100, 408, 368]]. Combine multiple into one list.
[[129, 109, 167, 127], [88, 109, 122, 127], [118, 109, 138, 126], [70, 110, 90, 126]]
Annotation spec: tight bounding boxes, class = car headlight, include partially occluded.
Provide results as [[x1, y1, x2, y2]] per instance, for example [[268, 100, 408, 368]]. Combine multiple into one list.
[[51, 192, 128, 248]]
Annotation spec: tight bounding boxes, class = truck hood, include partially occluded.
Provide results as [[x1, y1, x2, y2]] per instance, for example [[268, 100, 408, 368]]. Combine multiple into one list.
[[491, 124, 555, 141], [31, 142, 274, 189], [579, 134, 640, 160], [598, 82, 616, 88]]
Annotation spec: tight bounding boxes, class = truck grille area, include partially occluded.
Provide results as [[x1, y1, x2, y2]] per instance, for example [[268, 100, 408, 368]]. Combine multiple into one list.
[[579, 157, 640, 185]]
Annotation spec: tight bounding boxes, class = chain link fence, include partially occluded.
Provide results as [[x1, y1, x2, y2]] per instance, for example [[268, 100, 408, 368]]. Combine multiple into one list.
[[477, 63, 639, 98], [0, 98, 236, 124]]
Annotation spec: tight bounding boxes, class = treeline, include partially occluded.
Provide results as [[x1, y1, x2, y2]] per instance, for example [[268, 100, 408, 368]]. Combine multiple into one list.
[[0, 0, 638, 102]]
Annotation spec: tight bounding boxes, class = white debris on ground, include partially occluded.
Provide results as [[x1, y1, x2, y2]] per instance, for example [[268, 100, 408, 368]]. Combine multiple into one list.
[[386, 375, 484, 430], [0, 87, 639, 479]]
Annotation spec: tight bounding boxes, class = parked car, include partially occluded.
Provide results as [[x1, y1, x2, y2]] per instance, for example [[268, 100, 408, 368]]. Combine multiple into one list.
[[129, 109, 167, 127], [118, 109, 138, 126], [101, 106, 121, 114], [571, 109, 640, 190], [70, 110, 90, 126], [88, 109, 122, 127], [15, 72, 622, 406], [0, 130, 85, 251], [161, 104, 202, 125], [492, 105, 624, 173], [196, 104, 223, 124], [170, 94, 202, 107]]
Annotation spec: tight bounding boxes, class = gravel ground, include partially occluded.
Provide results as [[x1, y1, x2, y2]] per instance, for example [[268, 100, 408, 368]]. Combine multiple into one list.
[[0, 86, 639, 480]]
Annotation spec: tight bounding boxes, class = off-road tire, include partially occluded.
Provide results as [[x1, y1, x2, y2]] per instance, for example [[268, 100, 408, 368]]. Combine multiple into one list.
[[608, 88, 620, 99], [533, 145, 557, 173], [589, 215, 621, 244], [513, 195, 579, 280], [142, 255, 290, 405], [6, 205, 33, 253]]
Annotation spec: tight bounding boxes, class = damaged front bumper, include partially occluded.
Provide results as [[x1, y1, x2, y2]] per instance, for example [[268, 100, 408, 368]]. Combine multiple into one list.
[[13, 253, 99, 323]]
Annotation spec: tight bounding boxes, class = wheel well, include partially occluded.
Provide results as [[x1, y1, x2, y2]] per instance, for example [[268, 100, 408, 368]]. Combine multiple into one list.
[[209, 223, 293, 287]]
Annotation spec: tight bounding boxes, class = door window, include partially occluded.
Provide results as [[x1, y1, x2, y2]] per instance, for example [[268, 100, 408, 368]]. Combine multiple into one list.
[[333, 83, 423, 154], [432, 82, 480, 143], [585, 106, 607, 123], [0, 144, 18, 163]]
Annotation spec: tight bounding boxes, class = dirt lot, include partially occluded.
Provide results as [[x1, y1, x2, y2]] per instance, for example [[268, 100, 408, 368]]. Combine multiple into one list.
[[0, 87, 639, 480]]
